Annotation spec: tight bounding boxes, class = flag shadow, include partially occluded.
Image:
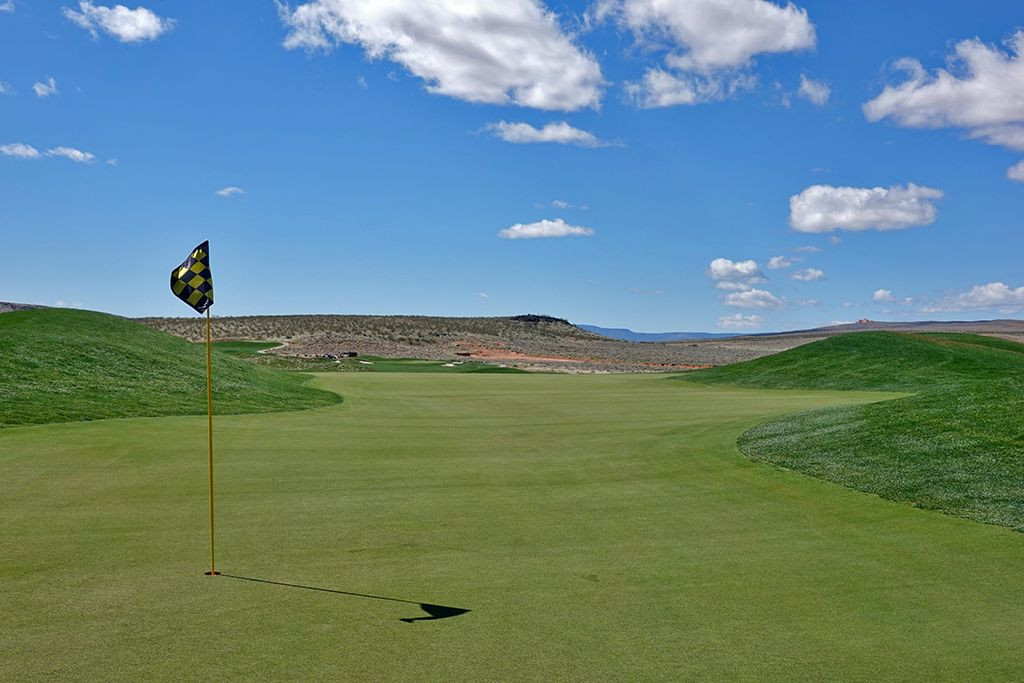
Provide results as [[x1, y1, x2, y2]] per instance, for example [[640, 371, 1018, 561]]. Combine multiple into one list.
[[221, 574, 470, 623]]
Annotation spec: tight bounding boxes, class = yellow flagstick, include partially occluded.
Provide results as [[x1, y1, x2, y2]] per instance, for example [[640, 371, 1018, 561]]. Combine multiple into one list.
[[205, 307, 219, 576]]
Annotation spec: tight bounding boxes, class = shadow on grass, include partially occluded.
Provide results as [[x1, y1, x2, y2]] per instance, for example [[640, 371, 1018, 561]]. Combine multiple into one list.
[[221, 574, 470, 623]]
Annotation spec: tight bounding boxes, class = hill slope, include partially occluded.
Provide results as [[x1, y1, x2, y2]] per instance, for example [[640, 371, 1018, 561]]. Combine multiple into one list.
[[0, 308, 340, 428], [686, 332, 1024, 530]]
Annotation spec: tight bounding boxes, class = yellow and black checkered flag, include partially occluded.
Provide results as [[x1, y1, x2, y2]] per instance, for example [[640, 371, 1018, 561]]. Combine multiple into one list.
[[170, 241, 214, 313]]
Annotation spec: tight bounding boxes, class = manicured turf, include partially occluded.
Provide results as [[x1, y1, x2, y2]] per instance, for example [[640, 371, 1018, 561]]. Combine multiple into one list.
[[4, 373, 1024, 679], [213, 340, 526, 374], [0, 309, 339, 427], [686, 331, 1024, 530]]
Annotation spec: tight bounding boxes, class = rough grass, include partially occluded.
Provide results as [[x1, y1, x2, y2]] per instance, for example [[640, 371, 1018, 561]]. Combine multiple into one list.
[[0, 309, 340, 428], [686, 331, 1024, 530]]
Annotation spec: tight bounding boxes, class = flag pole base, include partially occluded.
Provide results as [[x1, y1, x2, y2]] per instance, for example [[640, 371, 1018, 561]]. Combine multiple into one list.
[[204, 571, 221, 576]]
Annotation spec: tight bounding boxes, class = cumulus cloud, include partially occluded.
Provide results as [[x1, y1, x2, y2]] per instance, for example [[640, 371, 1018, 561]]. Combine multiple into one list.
[[63, 1, 174, 42], [0, 142, 41, 158], [215, 186, 245, 197], [863, 31, 1024, 178], [791, 267, 824, 281], [601, 0, 815, 107], [483, 120, 612, 147], [798, 74, 829, 105], [33, 77, 58, 98], [46, 146, 95, 163], [0, 82, 12, 95], [276, 0, 603, 111], [872, 288, 894, 302], [766, 255, 793, 269], [724, 288, 784, 309], [498, 218, 594, 239], [706, 257, 765, 291], [718, 313, 762, 329], [924, 282, 1024, 313], [1007, 160, 1024, 182], [789, 183, 943, 232]]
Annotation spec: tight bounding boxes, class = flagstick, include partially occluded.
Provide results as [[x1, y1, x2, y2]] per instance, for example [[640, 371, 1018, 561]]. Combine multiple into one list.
[[205, 308, 219, 576]]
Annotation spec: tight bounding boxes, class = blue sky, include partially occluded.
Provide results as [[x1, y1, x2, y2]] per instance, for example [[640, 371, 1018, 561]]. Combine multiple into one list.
[[2, 1, 1024, 332]]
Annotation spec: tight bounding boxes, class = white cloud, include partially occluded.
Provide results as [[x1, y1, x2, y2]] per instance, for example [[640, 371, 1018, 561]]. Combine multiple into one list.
[[864, 31, 1024, 173], [33, 77, 58, 98], [602, 0, 814, 108], [355, 75, 367, 89], [924, 282, 1024, 313], [0, 1, 13, 12], [484, 120, 611, 147], [624, 68, 754, 108], [63, 1, 174, 42], [477, 292, 489, 299], [215, 186, 245, 197], [550, 199, 572, 209], [707, 257, 765, 291], [863, 32, 1024, 138], [798, 73, 829, 105], [766, 255, 793, 269], [1007, 160, 1024, 182], [872, 288, 894, 302], [498, 218, 594, 239], [0, 142, 41, 158], [602, 0, 815, 72], [724, 287, 784, 309], [106, 158, 118, 166], [793, 245, 821, 253], [277, 0, 604, 111], [46, 146, 95, 163], [0, 82, 12, 94], [718, 313, 762, 329], [791, 267, 824, 281], [789, 183, 943, 233]]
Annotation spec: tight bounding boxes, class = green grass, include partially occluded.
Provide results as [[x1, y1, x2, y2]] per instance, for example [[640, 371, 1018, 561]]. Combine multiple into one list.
[[213, 342, 526, 374], [4, 373, 1024, 679], [686, 331, 1024, 530], [0, 309, 339, 427]]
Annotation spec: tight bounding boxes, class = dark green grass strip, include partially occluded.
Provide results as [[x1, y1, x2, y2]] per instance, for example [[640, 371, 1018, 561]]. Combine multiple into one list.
[[0, 309, 340, 428], [686, 331, 1024, 530]]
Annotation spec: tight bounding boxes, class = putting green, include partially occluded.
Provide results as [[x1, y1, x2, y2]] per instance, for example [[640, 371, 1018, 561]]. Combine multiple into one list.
[[3, 373, 1024, 680]]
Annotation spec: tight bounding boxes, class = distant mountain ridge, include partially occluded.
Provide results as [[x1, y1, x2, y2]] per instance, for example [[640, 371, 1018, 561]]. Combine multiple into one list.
[[578, 325, 739, 342]]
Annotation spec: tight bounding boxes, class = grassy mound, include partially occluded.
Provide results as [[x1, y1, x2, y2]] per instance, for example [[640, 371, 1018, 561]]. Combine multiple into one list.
[[686, 332, 1024, 530], [0, 308, 340, 428]]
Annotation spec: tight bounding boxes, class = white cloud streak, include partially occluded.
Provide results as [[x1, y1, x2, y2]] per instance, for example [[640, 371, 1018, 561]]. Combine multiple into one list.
[[0, 1, 13, 12], [789, 183, 943, 233], [498, 218, 594, 239], [46, 146, 95, 163], [791, 267, 824, 281], [33, 77, 58, 98], [215, 186, 245, 197], [0, 142, 41, 158], [766, 255, 793, 269], [924, 282, 1024, 313], [798, 74, 829, 105], [276, 0, 604, 111], [484, 120, 611, 147], [718, 313, 762, 329], [63, 1, 174, 42]]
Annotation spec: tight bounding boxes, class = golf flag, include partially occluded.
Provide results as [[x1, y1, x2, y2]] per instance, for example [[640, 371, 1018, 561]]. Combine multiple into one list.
[[169, 240, 219, 576], [170, 241, 214, 314]]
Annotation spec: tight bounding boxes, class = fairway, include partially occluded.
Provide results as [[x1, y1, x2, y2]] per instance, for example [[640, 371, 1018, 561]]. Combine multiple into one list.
[[4, 373, 1024, 680]]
